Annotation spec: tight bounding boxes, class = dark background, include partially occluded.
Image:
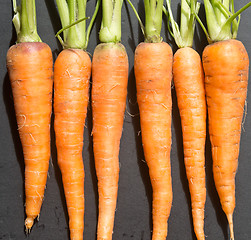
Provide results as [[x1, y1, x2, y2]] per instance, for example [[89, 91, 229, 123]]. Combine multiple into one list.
[[0, 0, 251, 239]]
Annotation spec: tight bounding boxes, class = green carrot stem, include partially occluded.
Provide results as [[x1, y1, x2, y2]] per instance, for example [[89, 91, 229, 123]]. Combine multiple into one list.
[[55, 0, 70, 42], [144, 0, 163, 43], [212, 0, 239, 36], [12, 0, 21, 36], [165, 1, 183, 47], [203, 0, 251, 42], [204, 0, 222, 39], [55, 17, 89, 39], [99, 0, 123, 43], [84, 0, 101, 49], [231, 0, 240, 39], [180, 0, 200, 47], [126, 0, 146, 38], [165, 0, 199, 48], [193, 10, 212, 43], [56, 0, 100, 49], [65, 0, 85, 49], [125, 0, 163, 43], [217, 2, 251, 41], [13, 0, 41, 43]]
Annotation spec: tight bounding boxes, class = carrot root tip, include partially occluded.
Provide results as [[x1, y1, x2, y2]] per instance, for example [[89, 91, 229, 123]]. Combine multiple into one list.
[[25, 217, 34, 231], [227, 214, 234, 240]]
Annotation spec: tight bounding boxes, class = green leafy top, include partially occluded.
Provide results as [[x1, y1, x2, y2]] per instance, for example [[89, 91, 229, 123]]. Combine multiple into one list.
[[126, 0, 164, 43], [164, 0, 200, 48], [12, 0, 42, 43], [196, 0, 251, 43], [144, 0, 164, 43], [55, 0, 100, 49], [127, 0, 164, 43], [99, 0, 123, 43]]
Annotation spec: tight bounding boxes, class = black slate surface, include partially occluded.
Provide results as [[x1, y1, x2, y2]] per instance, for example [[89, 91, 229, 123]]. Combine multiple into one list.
[[0, 1, 251, 239]]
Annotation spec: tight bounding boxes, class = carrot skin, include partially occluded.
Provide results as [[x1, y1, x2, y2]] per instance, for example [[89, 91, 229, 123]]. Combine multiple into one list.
[[202, 39, 249, 238], [54, 49, 91, 240], [91, 43, 128, 240], [6, 42, 53, 229], [173, 47, 206, 240], [134, 42, 173, 240]]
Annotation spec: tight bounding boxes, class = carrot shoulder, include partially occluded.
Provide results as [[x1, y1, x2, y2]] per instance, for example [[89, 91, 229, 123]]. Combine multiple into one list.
[[6, 0, 53, 231]]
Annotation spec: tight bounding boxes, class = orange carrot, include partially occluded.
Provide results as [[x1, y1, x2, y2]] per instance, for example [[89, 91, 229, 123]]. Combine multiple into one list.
[[91, 0, 128, 239], [173, 47, 206, 240], [166, 1, 207, 239], [135, 42, 173, 240], [197, 1, 251, 238], [54, 49, 91, 240], [92, 42, 128, 240], [53, 0, 99, 238], [126, 0, 173, 238], [203, 39, 249, 239], [6, 0, 53, 231], [7, 1, 53, 232]]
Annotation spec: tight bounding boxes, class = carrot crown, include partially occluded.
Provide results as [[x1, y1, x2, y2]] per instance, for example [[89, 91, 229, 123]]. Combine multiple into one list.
[[196, 0, 251, 43], [12, 0, 42, 43], [164, 0, 200, 48], [99, 0, 123, 43], [55, 0, 100, 49]]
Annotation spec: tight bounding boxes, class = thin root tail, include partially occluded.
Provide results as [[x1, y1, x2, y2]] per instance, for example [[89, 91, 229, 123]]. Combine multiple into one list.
[[227, 214, 234, 240]]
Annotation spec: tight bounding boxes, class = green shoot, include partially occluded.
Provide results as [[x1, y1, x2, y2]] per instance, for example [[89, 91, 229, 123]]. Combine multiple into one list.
[[99, 0, 123, 43], [144, 0, 164, 43], [55, 17, 89, 48], [126, 0, 164, 43], [165, 0, 200, 48], [126, 0, 146, 38], [55, 0, 101, 49], [13, 0, 42, 43], [199, 0, 251, 42]]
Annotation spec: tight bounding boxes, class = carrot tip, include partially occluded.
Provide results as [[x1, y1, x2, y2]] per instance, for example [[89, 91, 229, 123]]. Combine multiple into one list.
[[227, 214, 234, 240], [25, 217, 34, 231]]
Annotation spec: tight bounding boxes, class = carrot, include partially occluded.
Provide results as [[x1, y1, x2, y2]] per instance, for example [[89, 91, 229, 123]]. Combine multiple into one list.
[[196, 1, 251, 239], [54, 49, 90, 240], [6, 0, 53, 231], [135, 42, 173, 240], [91, 1, 128, 239], [127, 0, 173, 238], [53, 1, 99, 239], [173, 48, 206, 240], [165, 1, 207, 239], [203, 39, 249, 239]]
